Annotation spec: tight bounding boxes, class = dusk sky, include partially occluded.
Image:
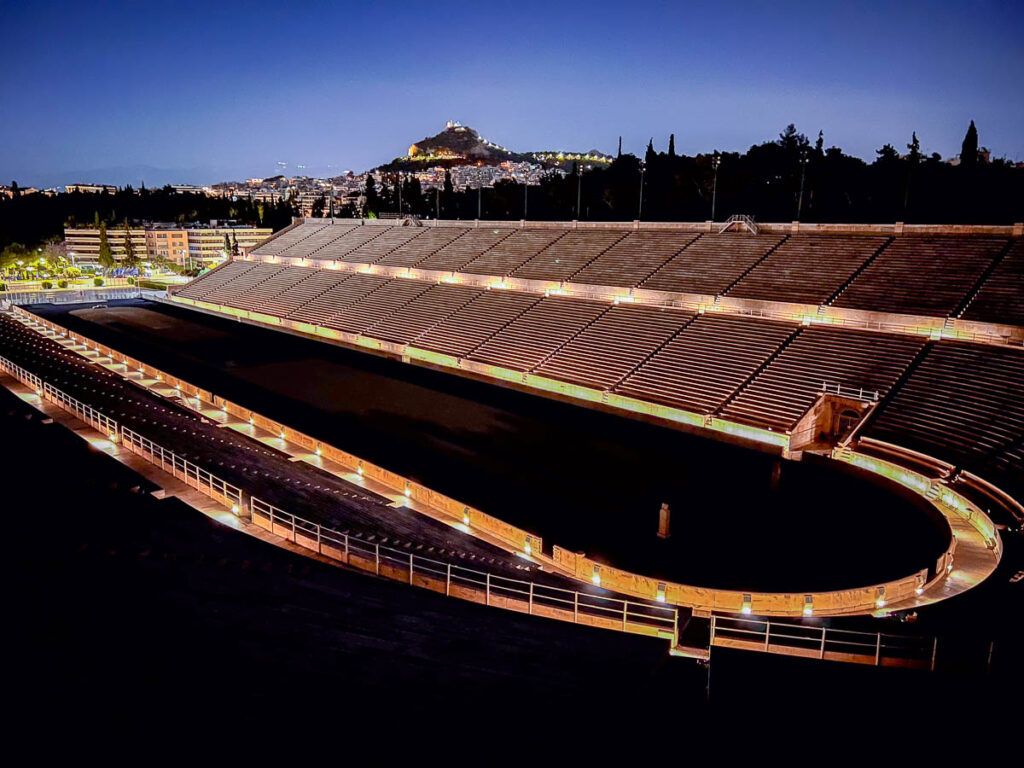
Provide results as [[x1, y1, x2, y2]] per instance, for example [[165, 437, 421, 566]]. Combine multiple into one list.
[[2, 0, 1022, 187]]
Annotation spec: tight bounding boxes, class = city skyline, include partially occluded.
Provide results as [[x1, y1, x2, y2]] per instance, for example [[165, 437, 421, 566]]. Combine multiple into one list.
[[3, 0, 1023, 188]]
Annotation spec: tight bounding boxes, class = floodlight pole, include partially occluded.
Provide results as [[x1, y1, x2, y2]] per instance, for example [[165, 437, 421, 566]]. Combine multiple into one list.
[[523, 181, 528, 220], [477, 184, 482, 219], [796, 153, 809, 221], [711, 154, 721, 222], [638, 161, 646, 220], [576, 163, 582, 219]]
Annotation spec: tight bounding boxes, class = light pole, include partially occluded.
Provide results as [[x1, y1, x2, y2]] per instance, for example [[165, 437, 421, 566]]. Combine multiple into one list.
[[397, 174, 403, 215], [477, 183, 482, 219], [638, 160, 646, 220], [711, 154, 721, 222], [796, 152, 809, 221], [436, 187, 440, 219], [523, 181, 528, 220], [576, 162, 582, 220]]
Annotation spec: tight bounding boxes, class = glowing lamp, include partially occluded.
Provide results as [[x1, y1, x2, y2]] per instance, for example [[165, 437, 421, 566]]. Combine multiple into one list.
[[231, 504, 240, 514], [656, 582, 667, 604], [524, 541, 532, 556], [741, 594, 752, 615], [875, 587, 886, 609], [803, 595, 814, 617], [278, 431, 286, 440], [462, 509, 470, 526], [591, 566, 601, 587]]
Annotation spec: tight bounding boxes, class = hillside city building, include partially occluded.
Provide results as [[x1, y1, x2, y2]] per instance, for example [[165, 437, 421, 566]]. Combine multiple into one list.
[[64, 222, 272, 267]]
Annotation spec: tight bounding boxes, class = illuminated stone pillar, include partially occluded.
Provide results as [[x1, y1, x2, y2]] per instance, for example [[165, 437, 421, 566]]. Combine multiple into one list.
[[658, 502, 671, 539]]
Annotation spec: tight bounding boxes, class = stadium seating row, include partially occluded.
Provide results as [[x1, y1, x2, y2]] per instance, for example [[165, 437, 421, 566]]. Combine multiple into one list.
[[178, 261, 1017, 437], [250, 222, 1018, 325]]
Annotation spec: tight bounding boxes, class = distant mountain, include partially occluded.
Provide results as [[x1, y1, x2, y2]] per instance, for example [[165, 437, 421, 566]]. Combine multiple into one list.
[[377, 121, 534, 171]]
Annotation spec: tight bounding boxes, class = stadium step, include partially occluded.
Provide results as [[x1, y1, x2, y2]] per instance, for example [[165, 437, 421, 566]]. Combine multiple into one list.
[[824, 236, 894, 306], [951, 238, 1016, 318]]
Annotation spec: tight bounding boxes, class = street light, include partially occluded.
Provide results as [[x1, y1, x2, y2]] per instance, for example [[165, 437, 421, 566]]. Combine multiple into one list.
[[638, 160, 646, 220], [576, 162, 582, 220], [711, 153, 721, 222], [796, 151, 809, 221]]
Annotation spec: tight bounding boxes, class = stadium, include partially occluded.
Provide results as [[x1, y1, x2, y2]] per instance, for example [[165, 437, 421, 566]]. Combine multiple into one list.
[[2, 216, 1021, 720]]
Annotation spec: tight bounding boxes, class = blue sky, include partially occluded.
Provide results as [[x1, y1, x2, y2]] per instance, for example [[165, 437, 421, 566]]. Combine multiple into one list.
[[2, 0, 1022, 186]]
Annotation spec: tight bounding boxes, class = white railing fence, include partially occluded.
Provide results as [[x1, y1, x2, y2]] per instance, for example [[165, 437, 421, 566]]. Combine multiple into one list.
[[0, 347, 679, 646]]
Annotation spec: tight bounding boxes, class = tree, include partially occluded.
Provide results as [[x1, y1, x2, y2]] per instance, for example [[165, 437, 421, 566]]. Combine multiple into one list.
[[10, 181, 19, 197], [668, 134, 676, 158], [777, 124, 810, 156], [122, 220, 139, 268], [223, 232, 232, 256], [97, 222, 115, 269], [645, 138, 657, 166], [364, 174, 379, 216], [814, 131, 824, 158], [874, 144, 900, 165], [906, 132, 921, 164], [310, 195, 326, 218], [960, 120, 978, 166]]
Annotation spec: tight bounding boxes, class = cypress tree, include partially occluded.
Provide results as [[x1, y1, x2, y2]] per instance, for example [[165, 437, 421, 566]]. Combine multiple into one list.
[[668, 134, 676, 157], [960, 120, 978, 166], [97, 222, 114, 270]]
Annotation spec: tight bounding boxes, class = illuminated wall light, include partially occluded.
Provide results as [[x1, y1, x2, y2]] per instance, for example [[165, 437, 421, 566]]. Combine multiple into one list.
[[278, 430, 286, 440], [462, 508, 470, 526], [403, 484, 412, 497], [803, 595, 814, 616], [248, 416, 254, 425], [656, 582, 667, 604], [915, 573, 926, 596], [591, 566, 601, 587], [875, 587, 886, 609], [107, 433, 117, 442], [314, 446, 322, 456], [357, 463, 364, 476], [741, 594, 753, 615], [524, 541, 532, 556], [231, 504, 240, 514]]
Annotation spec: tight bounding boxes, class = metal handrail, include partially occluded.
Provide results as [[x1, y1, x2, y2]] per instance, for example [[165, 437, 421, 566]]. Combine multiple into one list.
[[249, 495, 678, 638]]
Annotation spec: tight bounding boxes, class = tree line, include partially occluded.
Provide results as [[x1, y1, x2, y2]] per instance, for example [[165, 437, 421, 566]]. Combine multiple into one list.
[[351, 121, 1021, 224], [0, 185, 298, 257]]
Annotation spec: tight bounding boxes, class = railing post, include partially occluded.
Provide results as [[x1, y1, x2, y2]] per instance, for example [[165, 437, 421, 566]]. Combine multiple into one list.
[[764, 621, 770, 651], [375, 544, 380, 575], [622, 601, 628, 631], [930, 637, 938, 671], [446, 563, 451, 596], [573, 591, 579, 623], [343, 533, 349, 562], [409, 553, 414, 584], [486, 573, 491, 605], [875, 633, 882, 666], [820, 627, 827, 659], [528, 582, 534, 614]]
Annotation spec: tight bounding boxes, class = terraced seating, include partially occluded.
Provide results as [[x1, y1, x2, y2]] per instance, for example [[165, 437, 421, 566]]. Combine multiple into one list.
[[414, 290, 541, 358], [570, 231, 697, 288], [174, 260, 258, 301], [368, 283, 483, 344], [615, 314, 797, 414], [642, 234, 782, 295], [467, 296, 609, 371], [277, 223, 360, 259], [375, 227, 471, 268], [534, 304, 693, 390], [0, 314, 551, 583], [251, 222, 330, 256], [259, 267, 347, 318], [720, 327, 926, 430], [310, 226, 391, 261], [959, 239, 1024, 327], [337, 226, 429, 264], [414, 227, 516, 273], [287, 274, 389, 326], [461, 229, 569, 277], [728, 235, 888, 305], [200, 263, 289, 307], [867, 343, 1024, 479], [323, 278, 435, 334], [833, 236, 1007, 316], [230, 265, 316, 312], [511, 230, 628, 282]]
